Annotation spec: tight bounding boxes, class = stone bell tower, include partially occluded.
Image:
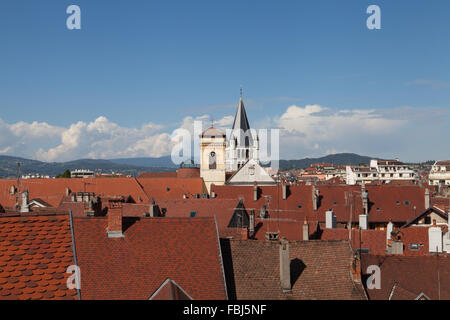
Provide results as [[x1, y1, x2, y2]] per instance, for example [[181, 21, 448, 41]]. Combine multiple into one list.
[[200, 126, 226, 193]]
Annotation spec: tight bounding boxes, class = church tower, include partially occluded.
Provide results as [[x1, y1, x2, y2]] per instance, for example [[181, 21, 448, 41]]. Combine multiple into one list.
[[226, 89, 259, 171], [200, 126, 226, 193]]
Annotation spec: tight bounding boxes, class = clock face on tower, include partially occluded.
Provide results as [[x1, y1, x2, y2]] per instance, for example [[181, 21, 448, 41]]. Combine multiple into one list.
[[210, 151, 216, 157]]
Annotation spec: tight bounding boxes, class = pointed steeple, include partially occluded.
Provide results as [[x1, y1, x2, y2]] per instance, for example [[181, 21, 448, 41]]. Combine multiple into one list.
[[232, 88, 251, 132]]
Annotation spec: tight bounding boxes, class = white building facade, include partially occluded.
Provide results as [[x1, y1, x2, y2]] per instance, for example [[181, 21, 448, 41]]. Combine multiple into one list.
[[429, 160, 450, 186], [346, 159, 418, 185]]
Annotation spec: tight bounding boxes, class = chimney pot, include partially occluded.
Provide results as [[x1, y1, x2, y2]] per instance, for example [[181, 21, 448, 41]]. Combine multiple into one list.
[[282, 184, 287, 200]]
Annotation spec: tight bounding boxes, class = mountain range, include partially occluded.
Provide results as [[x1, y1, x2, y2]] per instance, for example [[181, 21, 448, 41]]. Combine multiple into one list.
[[0, 153, 380, 178]]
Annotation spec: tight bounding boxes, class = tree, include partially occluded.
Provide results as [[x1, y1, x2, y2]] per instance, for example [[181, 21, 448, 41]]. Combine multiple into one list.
[[56, 169, 71, 178]]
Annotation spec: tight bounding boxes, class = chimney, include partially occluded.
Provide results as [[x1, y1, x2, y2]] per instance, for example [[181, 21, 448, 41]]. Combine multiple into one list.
[[325, 210, 336, 229], [312, 187, 319, 211], [249, 210, 255, 237], [20, 191, 29, 213], [10, 186, 15, 197], [65, 187, 70, 196], [428, 219, 443, 253], [149, 203, 161, 217], [85, 199, 95, 216], [279, 238, 291, 292], [351, 254, 361, 282], [302, 219, 309, 241], [312, 186, 317, 211], [362, 187, 369, 215], [386, 232, 404, 255], [282, 184, 287, 200], [259, 205, 268, 219], [211, 191, 216, 198], [253, 184, 258, 202], [359, 214, 368, 230], [107, 201, 124, 238], [424, 188, 430, 209]]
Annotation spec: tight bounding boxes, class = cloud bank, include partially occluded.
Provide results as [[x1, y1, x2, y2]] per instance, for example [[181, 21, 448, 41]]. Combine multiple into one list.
[[0, 104, 447, 162]]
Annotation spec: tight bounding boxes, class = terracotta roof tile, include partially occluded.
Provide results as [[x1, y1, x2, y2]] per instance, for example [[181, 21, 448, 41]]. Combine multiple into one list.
[[222, 239, 366, 300], [73, 216, 227, 300], [361, 254, 450, 300], [0, 214, 78, 300]]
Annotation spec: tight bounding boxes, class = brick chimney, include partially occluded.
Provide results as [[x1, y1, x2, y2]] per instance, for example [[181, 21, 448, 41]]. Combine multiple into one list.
[[351, 253, 361, 282], [107, 200, 124, 238], [302, 219, 309, 241], [279, 238, 291, 292]]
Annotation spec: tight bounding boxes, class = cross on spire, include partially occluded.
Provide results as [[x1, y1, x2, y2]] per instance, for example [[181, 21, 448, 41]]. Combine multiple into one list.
[[240, 86, 243, 99]]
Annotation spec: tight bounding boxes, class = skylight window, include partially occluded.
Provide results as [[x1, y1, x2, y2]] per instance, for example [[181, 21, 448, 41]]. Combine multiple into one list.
[[404, 201, 410, 205], [190, 211, 197, 218]]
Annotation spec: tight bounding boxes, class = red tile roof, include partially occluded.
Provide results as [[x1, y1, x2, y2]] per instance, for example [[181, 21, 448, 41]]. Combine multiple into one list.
[[138, 172, 177, 178], [321, 228, 388, 256], [364, 185, 425, 223], [361, 254, 450, 300], [0, 213, 78, 300], [222, 239, 366, 300], [0, 178, 149, 209], [72, 216, 227, 299], [137, 177, 205, 199]]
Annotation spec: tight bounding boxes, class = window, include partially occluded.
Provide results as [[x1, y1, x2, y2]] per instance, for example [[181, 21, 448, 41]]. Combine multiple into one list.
[[298, 205, 302, 208], [404, 201, 410, 205], [209, 151, 216, 169], [190, 211, 197, 218], [424, 216, 431, 224], [396, 201, 400, 205]]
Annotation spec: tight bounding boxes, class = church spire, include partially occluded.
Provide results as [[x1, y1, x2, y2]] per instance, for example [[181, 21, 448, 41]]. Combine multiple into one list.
[[232, 87, 251, 132]]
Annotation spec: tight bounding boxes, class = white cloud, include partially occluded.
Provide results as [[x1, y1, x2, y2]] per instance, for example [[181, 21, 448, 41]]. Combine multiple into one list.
[[0, 104, 448, 163], [34, 117, 174, 162], [275, 104, 407, 159]]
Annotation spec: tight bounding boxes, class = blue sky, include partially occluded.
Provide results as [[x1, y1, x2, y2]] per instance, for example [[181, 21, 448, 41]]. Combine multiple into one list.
[[0, 0, 449, 162]]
